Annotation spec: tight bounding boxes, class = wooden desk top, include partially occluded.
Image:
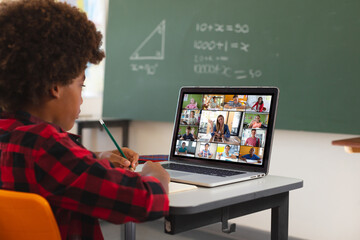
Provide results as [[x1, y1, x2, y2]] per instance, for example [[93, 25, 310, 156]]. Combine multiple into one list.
[[332, 137, 360, 153]]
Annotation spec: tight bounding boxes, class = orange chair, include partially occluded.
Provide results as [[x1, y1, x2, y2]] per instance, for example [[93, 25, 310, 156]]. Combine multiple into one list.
[[0, 189, 61, 240]]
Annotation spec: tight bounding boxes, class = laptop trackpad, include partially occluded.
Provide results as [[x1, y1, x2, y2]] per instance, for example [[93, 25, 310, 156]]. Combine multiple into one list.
[[167, 170, 191, 178]]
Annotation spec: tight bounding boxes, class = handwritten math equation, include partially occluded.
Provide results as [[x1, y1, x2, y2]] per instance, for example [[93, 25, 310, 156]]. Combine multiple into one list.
[[196, 23, 249, 33], [193, 22, 262, 80], [193, 40, 250, 52], [193, 62, 262, 80], [128, 20, 262, 79], [130, 63, 158, 75]]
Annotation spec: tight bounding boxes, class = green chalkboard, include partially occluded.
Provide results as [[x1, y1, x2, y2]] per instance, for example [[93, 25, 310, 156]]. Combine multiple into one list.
[[103, 0, 360, 134]]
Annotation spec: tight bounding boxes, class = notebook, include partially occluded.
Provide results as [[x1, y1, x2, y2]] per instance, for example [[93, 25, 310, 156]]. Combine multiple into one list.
[[161, 86, 279, 187], [169, 182, 197, 194]]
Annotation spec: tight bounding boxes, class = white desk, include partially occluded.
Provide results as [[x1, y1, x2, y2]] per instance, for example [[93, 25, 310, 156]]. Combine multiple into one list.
[[122, 175, 303, 240]]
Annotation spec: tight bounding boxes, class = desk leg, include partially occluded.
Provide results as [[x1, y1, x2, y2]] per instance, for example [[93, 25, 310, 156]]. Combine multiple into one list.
[[122, 121, 129, 147], [121, 222, 136, 240], [77, 124, 83, 144], [271, 192, 289, 240], [166, 192, 290, 238]]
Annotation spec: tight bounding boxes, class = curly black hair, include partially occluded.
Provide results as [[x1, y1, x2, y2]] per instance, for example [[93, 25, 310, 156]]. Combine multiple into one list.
[[0, 0, 105, 111]]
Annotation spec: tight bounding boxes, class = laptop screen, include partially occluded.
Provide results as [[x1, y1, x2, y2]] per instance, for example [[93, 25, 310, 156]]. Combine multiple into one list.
[[170, 87, 279, 170]]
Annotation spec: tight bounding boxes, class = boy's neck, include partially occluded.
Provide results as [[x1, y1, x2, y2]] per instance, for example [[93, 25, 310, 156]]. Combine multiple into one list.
[[24, 101, 55, 126]]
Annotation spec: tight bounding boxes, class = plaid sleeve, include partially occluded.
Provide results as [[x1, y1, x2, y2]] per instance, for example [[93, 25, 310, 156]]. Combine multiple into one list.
[[34, 129, 169, 224]]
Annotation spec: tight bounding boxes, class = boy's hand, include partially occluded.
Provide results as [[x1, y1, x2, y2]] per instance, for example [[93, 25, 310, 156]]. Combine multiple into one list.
[[96, 148, 139, 171], [112, 148, 139, 170], [140, 162, 170, 194]]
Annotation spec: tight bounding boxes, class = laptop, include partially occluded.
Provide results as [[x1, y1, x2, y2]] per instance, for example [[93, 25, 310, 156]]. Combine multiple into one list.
[[160, 86, 279, 187]]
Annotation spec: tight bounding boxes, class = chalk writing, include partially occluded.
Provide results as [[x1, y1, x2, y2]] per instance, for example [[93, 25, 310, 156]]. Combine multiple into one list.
[[130, 20, 166, 60], [193, 64, 262, 80], [196, 23, 249, 33], [130, 64, 158, 75], [129, 20, 165, 76], [193, 22, 261, 80], [194, 40, 250, 53], [194, 55, 229, 62], [193, 40, 228, 51], [248, 69, 262, 78]]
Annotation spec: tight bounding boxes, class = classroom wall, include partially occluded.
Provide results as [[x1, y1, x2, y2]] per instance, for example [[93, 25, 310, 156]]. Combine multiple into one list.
[[74, 98, 360, 240]]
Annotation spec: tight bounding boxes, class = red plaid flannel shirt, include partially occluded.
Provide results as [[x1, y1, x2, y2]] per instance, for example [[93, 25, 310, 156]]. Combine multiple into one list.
[[0, 110, 169, 239]]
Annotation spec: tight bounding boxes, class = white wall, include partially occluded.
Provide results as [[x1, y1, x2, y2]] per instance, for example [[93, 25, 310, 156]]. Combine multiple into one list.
[[75, 98, 360, 240], [240, 129, 360, 240]]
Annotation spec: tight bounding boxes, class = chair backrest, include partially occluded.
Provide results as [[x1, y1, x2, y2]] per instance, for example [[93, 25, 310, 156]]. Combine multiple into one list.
[[0, 189, 61, 240]]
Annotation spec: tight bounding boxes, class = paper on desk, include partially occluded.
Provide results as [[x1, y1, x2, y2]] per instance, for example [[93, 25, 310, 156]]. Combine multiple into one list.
[[169, 182, 197, 194]]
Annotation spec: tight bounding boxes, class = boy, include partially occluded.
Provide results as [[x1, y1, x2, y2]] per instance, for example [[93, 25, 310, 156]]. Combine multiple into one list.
[[218, 145, 236, 159], [245, 129, 261, 147], [240, 147, 261, 161], [224, 95, 246, 110], [177, 142, 188, 155], [0, 0, 169, 239], [198, 143, 213, 158], [180, 126, 195, 141]]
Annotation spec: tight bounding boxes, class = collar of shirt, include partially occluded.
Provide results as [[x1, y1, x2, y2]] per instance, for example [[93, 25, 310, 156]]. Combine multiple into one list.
[[0, 109, 80, 141]]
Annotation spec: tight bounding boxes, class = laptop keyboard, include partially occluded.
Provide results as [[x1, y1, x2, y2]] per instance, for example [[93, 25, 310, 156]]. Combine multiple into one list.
[[162, 163, 245, 177]]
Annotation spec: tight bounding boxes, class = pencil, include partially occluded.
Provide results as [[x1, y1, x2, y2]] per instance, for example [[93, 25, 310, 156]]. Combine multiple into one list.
[[99, 119, 132, 169]]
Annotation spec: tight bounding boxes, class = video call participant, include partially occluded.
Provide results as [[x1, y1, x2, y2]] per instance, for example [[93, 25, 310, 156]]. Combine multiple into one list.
[[251, 97, 267, 112], [177, 142, 188, 154], [224, 95, 246, 110], [204, 96, 219, 109], [245, 129, 261, 147], [198, 143, 213, 158], [180, 126, 195, 141], [185, 98, 198, 109], [209, 96, 218, 109], [209, 115, 230, 141], [188, 110, 198, 125], [240, 147, 261, 161], [248, 115, 262, 128], [218, 145, 236, 159]]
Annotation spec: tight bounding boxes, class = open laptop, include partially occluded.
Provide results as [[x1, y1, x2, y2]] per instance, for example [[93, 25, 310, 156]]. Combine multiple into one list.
[[160, 86, 279, 187]]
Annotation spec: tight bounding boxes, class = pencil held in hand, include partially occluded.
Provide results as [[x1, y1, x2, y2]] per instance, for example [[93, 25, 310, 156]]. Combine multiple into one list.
[[99, 119, 132, 169]]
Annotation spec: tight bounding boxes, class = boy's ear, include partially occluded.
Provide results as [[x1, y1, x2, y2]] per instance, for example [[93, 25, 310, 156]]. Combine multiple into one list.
[[49, 85, 61, 99]]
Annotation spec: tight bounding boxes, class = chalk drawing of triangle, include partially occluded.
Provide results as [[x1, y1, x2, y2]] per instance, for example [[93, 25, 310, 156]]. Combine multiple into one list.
[[130, 20, 166, 60]]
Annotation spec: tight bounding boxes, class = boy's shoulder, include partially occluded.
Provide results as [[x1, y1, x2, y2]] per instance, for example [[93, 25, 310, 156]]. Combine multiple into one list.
[[8, 118, 62, 135], [2, 116, 76, 148]]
